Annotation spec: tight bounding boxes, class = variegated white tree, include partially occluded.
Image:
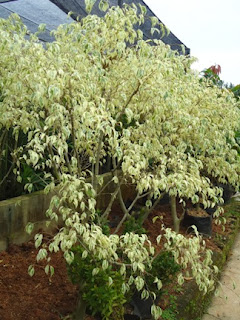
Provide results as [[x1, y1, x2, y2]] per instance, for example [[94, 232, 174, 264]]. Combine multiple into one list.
[[0, 2, 240, 319]]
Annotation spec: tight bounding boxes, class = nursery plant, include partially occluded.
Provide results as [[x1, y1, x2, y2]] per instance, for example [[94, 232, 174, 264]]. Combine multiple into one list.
[[1, 1, 240, 319]]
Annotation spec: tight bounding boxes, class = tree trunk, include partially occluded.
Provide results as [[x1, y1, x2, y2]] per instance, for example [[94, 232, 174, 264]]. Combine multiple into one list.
[[73, 288, 87, 320], [170, 195, 180, 233]]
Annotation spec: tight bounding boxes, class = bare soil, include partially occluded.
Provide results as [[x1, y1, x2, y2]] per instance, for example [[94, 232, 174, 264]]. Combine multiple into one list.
[[0, 203, 236, 320]]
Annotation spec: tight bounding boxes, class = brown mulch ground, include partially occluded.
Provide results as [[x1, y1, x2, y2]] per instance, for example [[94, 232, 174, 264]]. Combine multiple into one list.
[[0, 241, 78, 320], [0, 203, 237, 320]]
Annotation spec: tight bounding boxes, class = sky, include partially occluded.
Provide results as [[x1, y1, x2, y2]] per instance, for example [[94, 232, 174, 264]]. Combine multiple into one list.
[[144, 0, 240, 86]]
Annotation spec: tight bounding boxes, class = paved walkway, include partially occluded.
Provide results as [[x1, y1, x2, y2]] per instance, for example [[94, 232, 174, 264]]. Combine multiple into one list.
[[202, 232, 240, 320]]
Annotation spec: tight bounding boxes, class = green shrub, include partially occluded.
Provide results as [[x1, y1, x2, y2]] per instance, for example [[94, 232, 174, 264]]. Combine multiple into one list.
[[145, 251, 181, 294], [68, 246, 126, 320], [123, 209, 146, 235]]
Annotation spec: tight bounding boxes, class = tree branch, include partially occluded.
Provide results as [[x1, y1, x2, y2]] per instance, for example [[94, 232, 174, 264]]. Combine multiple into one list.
[[112, 158, 130, 234], [170, 195, 181, 233], [124, 81, 141, 109], [142, 192, 165, 222], [117, 80, 141, 120], [64, 150, 72, 175], [93, 130, 104, 193], [101, 183, 121, 220], [48, 144, 61, 181], [0, 161, 14, 186], [127, 191, 140, 212]]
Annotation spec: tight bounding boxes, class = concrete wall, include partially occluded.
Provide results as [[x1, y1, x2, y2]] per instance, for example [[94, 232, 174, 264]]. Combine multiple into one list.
[[0, 190, 54, 251]]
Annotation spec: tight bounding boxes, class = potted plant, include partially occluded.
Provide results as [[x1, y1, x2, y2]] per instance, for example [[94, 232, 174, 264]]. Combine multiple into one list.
[[183, 204, 212, 236]]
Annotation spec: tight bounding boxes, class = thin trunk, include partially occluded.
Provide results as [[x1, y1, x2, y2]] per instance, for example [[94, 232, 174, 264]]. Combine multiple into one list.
[[73, 285, 87, 320], [101, 184, 121, 219], [170, 195, 180, 233], [73, 296, 87, 320], [93, 131, 103, 193], [113, 187, 130, 234]]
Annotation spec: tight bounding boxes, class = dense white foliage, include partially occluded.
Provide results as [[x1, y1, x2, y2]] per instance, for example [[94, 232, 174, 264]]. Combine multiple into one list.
[[1, 4, 240, 318]]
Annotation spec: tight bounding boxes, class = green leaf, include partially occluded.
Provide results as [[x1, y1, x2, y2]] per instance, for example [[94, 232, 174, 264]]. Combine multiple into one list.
[[36, 248, 47, 262], [50, 266, 55, 277], [139, 4, 147, 15], [45, 264, 50, 275], [151, 305, 162, 320], [85, 0, 96, 13], [28, 265, 35, 277], [150, 16, 158, 28], [34, 233, 43, 249], [38, 23, 46, 33], [25, 222, 34, 235], [99, 0, 109, 12]]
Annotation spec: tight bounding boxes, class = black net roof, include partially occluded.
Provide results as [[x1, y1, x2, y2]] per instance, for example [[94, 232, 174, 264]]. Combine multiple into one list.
[[0, 0, 190, 54], [49, 0, 190, 54]]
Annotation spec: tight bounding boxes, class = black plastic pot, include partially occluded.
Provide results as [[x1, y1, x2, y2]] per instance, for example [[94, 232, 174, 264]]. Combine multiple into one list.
[[205, 205, 218, 215], [182, 211, 212, 236], [220, 184, 235, 203], [159, 193, 170, 205], [129, 291, 153, 320]]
